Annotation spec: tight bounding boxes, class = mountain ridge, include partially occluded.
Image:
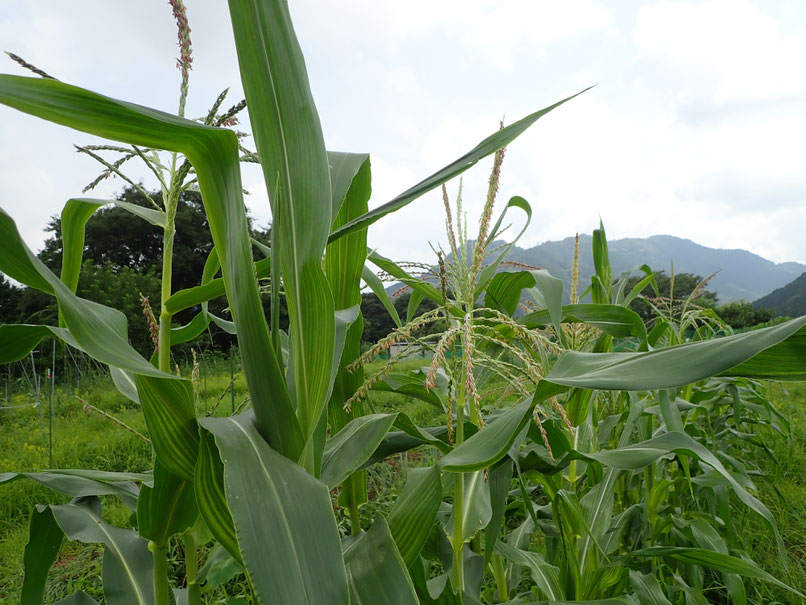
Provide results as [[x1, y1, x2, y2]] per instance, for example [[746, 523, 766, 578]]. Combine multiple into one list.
[[754, 272, 806, 316], [506, 233, 805, 303], [390, 234, 805, 304]]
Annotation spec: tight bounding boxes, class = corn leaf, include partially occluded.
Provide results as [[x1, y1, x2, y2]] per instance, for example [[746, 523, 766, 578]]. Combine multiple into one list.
[[321, 413, 397, 490], [546, 316, 806, 389], [387, 465, 443, 566], [633, 547, 804, 598], [49, 498, 153, 605], [0, 74, 302, 458], [199, 413, 349, 604], [136, 460, 197, 548], [20, 505, 63, 605], [329, 89, 592, 242], [343, 515, 419, 605], [229, 0, 334, 452]]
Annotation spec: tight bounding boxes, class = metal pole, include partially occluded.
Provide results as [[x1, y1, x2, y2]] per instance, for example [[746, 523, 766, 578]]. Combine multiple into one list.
[[230, 348, 235, 415], [32, 351, 45, 441], [202, 351, 207, 410], [49, 340, 56, 468]]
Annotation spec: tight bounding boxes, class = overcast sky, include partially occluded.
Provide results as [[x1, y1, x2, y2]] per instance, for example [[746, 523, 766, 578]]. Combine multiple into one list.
[[1, 0, 805, 267]]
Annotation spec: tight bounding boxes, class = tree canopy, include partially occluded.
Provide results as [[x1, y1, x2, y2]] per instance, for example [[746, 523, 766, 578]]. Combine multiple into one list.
[[1, 186, 270, 355]]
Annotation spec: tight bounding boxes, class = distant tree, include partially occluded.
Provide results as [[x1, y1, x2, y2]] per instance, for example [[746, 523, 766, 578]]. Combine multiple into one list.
[[9, 185, 270, 355], [360, 289, 446, 344], [627, 271, 719, 323], [0, 275, 23, 324], [39, 187, 216, 293], [716, 301, 774, 330]]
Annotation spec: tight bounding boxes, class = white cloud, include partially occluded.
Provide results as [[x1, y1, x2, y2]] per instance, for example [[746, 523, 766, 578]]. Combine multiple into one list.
[[0, 0, 805, 272]]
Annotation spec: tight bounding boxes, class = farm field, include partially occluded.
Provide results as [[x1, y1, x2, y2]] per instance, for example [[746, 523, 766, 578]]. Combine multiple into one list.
[[1, 360, 804, 603], [2, 2, 806, 604]]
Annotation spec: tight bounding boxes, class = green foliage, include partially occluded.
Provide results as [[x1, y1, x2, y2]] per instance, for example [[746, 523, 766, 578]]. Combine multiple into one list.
[[628, 270, 718, 323], [716, 300, 774, 329], [1, 3, 805, 605], [361, 290, 445, 344]]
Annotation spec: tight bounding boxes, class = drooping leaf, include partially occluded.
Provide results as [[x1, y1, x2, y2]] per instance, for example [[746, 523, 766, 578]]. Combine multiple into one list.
[[343, 515, 418, 605], [387, 465, 443, 566], [495, 541, 563, 601], [1, 471, 142, 510], [49, 498, 153, 605], [199, 413, 349, 604], [440, 398, 534, 472], [321, 413, 397, 490], [0, 73, 302, 459], [633, 547, 803, 598]]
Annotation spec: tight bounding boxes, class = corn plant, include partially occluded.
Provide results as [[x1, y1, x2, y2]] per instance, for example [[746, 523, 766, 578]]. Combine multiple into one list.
[[0, 1, 586, 603], [358, 220, 806, 602], [2, 2, 806, 604]]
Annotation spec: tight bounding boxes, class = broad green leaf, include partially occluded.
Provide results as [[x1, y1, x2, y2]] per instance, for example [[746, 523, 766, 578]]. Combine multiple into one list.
[[21, 505, 63, 605], [440, 398, 534, 472], [229, 0, 334, 453], [199, 413, 349, 604], [329, 88, 592, 242], [321, 413, 397, 489], [485, 270, 536, 316], [1, 471, 141, 510], [629, 571, 672, 605], [59, 197, 166, 294], [136, 460, 197, 547], [484, 458, 513, 568], [0, 74, 302, 459], [475, 196, 533, 297], [329, 151, 371, 219], [633, 547, 804, 598], [343, 515, 418, 605], [165, 257, 271, 315], [495, 541, 563, 601], [195, 429, 240, 564], [362, 264, 402, 327], [591, 221, 612, 305], [528, 270, 565, 345], [325, 153, 372, 506], [134, 375, 198, 482], [393, 412, 455, 454], [522, 304, 647, 342], [49, 498, 153, 605], [546, 316, 806, 390], [720, 324, 806, 380], [0, 324, 52, 363], [407, 289, 425, 323], [387, 465, 443, 566], [197, 544, 244, 590], [372, 371, 447, 412], [59, 198, 105, 294], [447, 470, 492, 544]]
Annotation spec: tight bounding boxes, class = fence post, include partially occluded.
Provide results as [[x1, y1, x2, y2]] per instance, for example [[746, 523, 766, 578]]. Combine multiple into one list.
[[230, 347, 235, 414], [49, 340, 56, 468]]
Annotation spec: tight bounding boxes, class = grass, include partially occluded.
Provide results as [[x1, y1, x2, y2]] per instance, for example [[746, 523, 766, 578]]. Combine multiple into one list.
[[0, 356, 431, 602], [734, 382, 806, 602], [1, 358, 804, 602]]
